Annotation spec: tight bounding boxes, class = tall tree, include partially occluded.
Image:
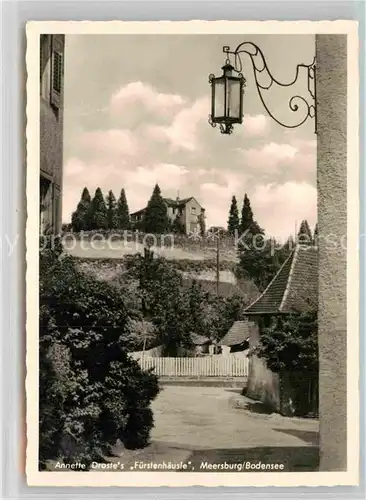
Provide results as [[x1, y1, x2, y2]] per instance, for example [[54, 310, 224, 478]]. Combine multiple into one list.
[[239, 193, 263, 236], [186, 280, 206, 336], [298, 219, 312, 245], [227, 196, 240, 235], [71, 187, 91, 232], [106, 190, 118, 229], [142, 184, 169, 234], [134, 248, 192, 356], [89, 187, 108, 230], [239, 194, 254, 234], [116, 188, 130, 230]]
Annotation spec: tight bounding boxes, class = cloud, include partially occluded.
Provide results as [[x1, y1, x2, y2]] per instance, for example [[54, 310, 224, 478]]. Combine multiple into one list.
[[251, 181, 317, 241], [239, 142, 298, 171], [78, 129, 139, 161], [237, 139, 316, 181], [147, 97, 210, 152], [199, 171, 246, 229], [128, 163, 189, 191], [242, 114, 269, 136], [64, 158, 86, 177], [109, 81, 185, 115]]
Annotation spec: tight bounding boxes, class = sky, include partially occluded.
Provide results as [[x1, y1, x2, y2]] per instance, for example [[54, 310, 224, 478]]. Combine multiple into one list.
[[62, 34, 317, 241]]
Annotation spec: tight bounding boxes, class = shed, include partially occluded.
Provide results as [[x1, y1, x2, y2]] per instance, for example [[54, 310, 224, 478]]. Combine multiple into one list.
[[218, 320, 254, 354], [243, 244, 319, 416]]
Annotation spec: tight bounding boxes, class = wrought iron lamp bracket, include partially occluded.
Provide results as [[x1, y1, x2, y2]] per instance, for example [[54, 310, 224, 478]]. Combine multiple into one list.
[[222, 43, 317, 133]]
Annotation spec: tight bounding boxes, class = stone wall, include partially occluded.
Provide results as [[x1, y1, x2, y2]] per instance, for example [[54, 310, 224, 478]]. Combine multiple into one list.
[[316, 34, 347, 471]]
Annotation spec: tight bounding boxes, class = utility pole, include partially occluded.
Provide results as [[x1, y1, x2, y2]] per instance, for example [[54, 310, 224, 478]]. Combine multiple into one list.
[[216, 231, 220, 295]]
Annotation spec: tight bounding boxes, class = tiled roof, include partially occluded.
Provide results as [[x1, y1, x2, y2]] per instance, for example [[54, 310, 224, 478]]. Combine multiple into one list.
[[190, 332, 211, 345], [130, 197, 199, 216], [164, 197, 194, 208], [244, 245, 318, 315], [219, 320, 255, 346], [130, 207, 146, 216]]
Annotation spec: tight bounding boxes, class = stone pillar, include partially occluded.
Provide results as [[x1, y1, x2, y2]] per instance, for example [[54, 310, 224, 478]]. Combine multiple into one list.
[[316, 35, 347, 471]]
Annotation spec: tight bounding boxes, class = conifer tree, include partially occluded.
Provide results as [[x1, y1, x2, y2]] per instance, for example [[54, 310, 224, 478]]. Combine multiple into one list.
[[297, 220, 312, 245], [116, 188, 130, 230], [239, 194, 254, 234], [71, 187, 91, 232], [89, 187, 108, 230], [106, 190, 118, 229], [142, 184, 169, 234], [239, 193, 263, 236], [227, 196, 240, 236]]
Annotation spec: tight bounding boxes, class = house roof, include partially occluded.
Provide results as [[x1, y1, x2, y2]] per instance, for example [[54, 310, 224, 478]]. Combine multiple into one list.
[[130, 196, 204, 216], [130, 207, 146, 216], [218, 320, 255, 346], [244, 245, 318, 315], [190, 332, 211, 345], [164, 197, 194, 208]]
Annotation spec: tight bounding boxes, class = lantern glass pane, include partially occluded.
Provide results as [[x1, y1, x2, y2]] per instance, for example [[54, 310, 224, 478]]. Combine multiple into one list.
[[227, 79, 241, 120], [214, 78, 225, 119]]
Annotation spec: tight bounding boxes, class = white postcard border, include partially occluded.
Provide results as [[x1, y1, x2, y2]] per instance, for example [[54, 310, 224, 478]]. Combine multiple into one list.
[[26, 20, 360, 487]]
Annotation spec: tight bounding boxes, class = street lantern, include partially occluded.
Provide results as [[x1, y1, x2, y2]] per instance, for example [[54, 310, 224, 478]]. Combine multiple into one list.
[[209, 43, 317, 135], [209, 62, 245, 135]]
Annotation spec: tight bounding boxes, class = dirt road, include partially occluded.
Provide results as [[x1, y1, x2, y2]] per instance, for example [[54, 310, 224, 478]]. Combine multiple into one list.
[[112, 385, 319, 472]]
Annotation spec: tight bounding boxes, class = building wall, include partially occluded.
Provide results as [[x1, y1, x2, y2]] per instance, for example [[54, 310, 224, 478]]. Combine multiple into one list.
[[316, 35, 348, 471], [183, 198, 204, 234], [39, 34, 65, 234], [245, 321, 280, 410]]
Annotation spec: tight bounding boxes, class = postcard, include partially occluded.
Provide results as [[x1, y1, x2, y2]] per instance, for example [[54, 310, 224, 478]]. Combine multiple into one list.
[[26, 20, 359, 487]]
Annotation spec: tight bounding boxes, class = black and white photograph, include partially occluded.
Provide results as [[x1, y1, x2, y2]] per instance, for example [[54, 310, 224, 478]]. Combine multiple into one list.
[[26, 20, 359, 487]]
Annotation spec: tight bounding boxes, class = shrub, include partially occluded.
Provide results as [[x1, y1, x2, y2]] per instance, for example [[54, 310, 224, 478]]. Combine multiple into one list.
[[39, 239, 160, 468]]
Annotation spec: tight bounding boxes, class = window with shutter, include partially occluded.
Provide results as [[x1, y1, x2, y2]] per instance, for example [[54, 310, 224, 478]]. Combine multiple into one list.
[[50, 46, 63, 111], [52, 52, 62, 94]]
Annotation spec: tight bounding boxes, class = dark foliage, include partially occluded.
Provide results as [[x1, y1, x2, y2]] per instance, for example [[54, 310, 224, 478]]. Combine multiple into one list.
[[132, 248, 192, 356], [239, 193, 263, 236], [71, 187, 91, 232], [39, 239, 159, 468], [142, 184, 170, 234], [236, 193, 291, 291], [237, 235, 290, 292], [255, 312, 318, 373], [297, 220, 313, 246], [89, 187, 108, 230], [172, 213, 185, 234], [227, 196, 240, 236], [254, 311, 318, 416], [106, 190, 118, 229], [116, 188, 130, 230]]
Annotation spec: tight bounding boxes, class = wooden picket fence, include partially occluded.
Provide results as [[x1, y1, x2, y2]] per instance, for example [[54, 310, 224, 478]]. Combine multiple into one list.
[[135, 356, 249, 377]]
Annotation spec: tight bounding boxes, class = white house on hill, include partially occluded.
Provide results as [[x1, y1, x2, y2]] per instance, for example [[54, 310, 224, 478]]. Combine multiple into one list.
[[130, 196, 205, 235]]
